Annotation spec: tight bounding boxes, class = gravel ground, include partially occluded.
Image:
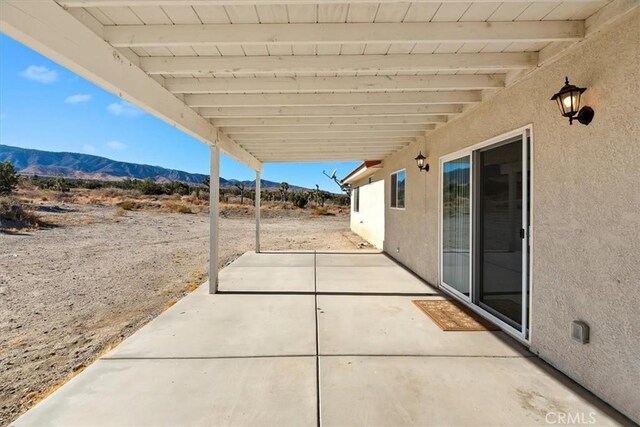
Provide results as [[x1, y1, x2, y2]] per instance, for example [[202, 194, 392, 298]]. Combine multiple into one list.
[[0, 203, 362, 425]]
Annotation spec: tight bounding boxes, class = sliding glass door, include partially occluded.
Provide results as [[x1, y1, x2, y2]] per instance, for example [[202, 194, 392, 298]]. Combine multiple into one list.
[[440, 129, 530, 339], [477, 138, 526, 329], [441, 156, 472, 298]]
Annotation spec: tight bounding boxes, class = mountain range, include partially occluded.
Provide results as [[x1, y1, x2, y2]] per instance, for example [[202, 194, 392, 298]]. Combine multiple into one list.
[[0, 145, 307, 190]]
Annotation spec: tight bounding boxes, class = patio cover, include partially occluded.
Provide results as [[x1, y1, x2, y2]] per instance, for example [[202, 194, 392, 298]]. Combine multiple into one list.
[[2, 0, 636, 166]]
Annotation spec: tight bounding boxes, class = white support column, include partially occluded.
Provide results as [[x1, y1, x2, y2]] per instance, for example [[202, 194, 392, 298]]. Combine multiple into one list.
[[255, 170, 261, 253], [209, 144, 220, 294]]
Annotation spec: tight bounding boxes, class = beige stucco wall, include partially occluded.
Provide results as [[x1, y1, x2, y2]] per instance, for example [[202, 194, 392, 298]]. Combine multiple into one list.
[[379, 9, 640, 422], [350, 179, 385, 249]]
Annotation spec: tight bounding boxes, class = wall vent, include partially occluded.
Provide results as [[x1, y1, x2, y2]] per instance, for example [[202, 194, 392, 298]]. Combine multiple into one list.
[[571, 321, 590, 344]]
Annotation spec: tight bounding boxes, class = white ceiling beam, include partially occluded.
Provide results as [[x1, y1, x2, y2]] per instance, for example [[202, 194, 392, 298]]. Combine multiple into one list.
[[0, 0, 260, 171], [258, 156, 392, 163], [223, 125, 434, 134], [59, 0, 598, 6], [239, 140, 415, 146], [250, 148, 400, 155], [186, 92, 481, 108], [211, 116, 448, 127], [166, 75, 505, 94], [141, 53, 538, 75], [246, 148, 407, 154], [105, 22, 583, 48], [199, 105, 463, 118], [232, 132, 422, 140], [244, 141, 408, 147]]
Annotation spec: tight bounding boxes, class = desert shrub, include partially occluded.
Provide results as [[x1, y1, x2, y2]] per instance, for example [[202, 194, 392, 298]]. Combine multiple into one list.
[[292, 192, 309, 209], [169, 203, 192, 214], [0, 161, 19, 195], [313, 207, 335, 216], [333, 194, 350, 206], [0, 197, 42, 228], [137, 179, 164, 195], [164, 181, 191, 196], [117, 200, 141, 211]]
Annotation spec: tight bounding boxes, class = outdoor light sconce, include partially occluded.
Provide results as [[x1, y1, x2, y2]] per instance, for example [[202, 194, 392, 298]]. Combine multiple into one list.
[[551, 77, 594, 125], [415, 152, 429, 172]]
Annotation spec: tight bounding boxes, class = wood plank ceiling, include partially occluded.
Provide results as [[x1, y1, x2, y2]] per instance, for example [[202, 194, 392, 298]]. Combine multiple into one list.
[[58, 0, 610, 163]]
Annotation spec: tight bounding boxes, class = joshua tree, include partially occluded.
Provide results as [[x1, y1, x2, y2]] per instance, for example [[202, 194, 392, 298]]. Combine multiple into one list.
[[313, 184, 329, 207], [54, 176, 70, 193], [234, 182, 246, 204], [279, 182, 289, 203], [0, 161, 19, 195]]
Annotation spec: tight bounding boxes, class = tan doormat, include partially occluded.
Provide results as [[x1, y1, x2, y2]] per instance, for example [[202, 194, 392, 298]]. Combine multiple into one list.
[[413, 300, 500, 331]]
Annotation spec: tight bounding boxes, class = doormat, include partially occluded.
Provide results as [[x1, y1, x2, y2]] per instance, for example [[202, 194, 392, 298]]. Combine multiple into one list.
[[412, 300, 500, 331]]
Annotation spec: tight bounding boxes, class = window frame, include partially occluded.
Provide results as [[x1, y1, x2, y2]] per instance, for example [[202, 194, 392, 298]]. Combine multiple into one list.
[[390, 168, 406, 210], [353, 186, 360, 213]]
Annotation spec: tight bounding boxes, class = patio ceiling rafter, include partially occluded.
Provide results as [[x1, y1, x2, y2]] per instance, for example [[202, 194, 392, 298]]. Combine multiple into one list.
[[198, 105, 464, 118], [165, 75, 505, 95], [141, 53, 538, 75], [210, 116, 449, 127], [221, 125, 436, 133], [104, 21, 584, 47], [58, 0, 603, 5], [185, 92, 481, 108]]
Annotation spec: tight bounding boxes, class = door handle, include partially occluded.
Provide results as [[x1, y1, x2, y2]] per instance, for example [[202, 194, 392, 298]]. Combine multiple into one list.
[[520, 228, 526, 239]]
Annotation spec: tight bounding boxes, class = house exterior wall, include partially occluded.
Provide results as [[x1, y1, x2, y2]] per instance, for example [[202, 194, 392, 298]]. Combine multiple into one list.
[[379, 9, 640, 422], [350, 178, 385, 249]]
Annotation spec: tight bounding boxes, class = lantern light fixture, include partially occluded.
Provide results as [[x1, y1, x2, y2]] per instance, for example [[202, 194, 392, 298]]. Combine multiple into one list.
[[415, 151, 429, 172], [551, 77, 594, 125]]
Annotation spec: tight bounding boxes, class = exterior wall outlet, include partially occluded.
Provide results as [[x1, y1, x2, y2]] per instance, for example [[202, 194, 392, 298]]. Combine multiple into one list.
[[396, 247, 400, 253], [571, 321, 590, 344]]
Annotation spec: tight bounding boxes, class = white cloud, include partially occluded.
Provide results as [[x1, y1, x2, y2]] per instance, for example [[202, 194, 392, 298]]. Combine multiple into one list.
[[106, 101, 143, 118], [20, 65, 58, 84], [82, 144, 97, 154], [65, 94, 92, 104], [105, 141, 127, 151]]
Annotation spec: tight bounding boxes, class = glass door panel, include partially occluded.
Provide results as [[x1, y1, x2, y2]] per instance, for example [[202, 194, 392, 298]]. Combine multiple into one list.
[[478, 139, 524, 328], [442, 156, 471, 297]]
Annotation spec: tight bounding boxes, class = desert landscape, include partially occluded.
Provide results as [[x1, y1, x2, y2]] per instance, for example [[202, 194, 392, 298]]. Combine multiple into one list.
[[0, 184, 364, 425]]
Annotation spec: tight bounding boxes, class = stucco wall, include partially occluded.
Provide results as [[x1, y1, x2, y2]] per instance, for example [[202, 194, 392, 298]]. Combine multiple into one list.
[[350, 179, 385, 249], [379, 9, 640, 422]]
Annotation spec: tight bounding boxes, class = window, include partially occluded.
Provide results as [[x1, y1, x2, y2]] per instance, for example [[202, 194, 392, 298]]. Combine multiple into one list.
[[353, 187, 360, 212], [390, 169, 406, 209]]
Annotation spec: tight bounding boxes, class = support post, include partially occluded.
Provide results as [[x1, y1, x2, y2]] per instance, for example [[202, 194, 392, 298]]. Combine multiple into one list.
[[255, 170, 261, 253], [209, 144, 220, 294]]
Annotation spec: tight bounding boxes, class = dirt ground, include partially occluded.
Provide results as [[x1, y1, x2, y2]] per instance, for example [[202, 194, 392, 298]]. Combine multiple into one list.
[[0, 200, 364, 425]]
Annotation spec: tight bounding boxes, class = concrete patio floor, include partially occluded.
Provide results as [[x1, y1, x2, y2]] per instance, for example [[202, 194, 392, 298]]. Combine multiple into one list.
[[13, 252, 630, 426]]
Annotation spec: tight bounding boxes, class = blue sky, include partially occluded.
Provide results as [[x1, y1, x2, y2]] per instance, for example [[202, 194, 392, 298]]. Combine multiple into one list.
[[0, 34, 358, 191]]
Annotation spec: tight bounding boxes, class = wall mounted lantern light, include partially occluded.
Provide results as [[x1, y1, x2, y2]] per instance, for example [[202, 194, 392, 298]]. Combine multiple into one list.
[[551, 77, 594, 125], [415, 151, 429, 172]]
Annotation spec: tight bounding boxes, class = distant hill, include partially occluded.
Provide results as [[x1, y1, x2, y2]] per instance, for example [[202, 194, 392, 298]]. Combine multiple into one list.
[[0, 145, 306, 190]]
